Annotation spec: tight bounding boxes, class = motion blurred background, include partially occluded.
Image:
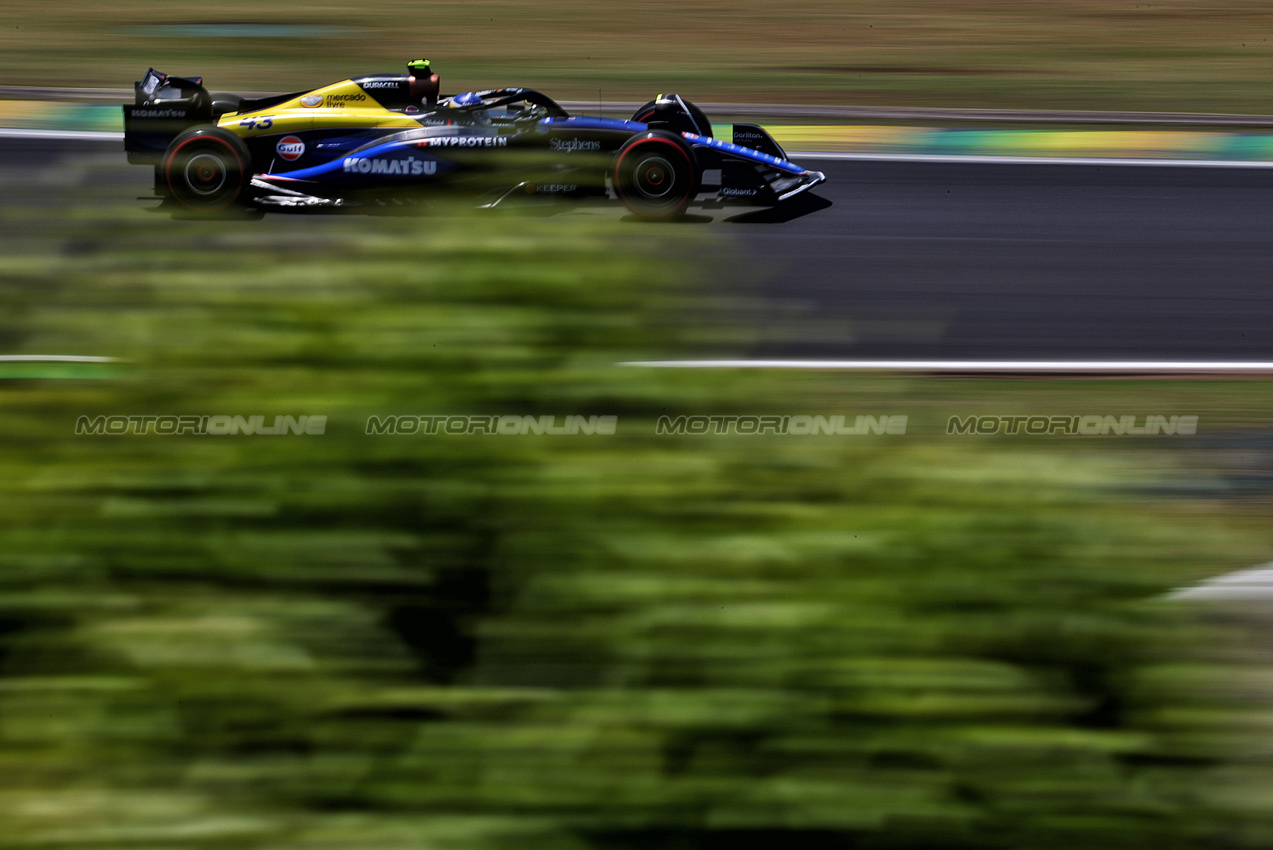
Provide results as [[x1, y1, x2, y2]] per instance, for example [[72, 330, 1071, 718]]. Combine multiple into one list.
[[4, 3, 1273, 849], [3, 0, 1273, 111]]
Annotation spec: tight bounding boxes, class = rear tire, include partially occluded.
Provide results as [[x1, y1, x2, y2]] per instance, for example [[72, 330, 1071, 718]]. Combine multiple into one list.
[[161, 127, 251, 211], [613, 130, 698, 219]]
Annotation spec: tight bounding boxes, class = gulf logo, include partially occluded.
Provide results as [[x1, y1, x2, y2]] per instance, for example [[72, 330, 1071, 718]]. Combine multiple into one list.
[[276, 136, 305, 161]]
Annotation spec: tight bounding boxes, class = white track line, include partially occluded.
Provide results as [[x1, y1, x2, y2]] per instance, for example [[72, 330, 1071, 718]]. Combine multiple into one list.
[[0, 128, 122, 141], [792, 151, 1273, 168], [620, 360, 1273, 373], [0, 355, 118, 363], [1169, 564, 1273, 601]]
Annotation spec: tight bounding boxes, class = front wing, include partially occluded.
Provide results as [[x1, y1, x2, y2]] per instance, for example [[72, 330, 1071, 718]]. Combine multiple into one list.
[[682, 128, 826, 205]]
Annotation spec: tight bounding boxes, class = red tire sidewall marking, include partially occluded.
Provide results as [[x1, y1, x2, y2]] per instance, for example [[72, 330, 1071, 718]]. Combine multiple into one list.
[[164, 134, 246, 211], [614, 136, 694, 218]]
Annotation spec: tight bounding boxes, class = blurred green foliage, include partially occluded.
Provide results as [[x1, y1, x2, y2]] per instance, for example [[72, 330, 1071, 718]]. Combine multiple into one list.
[[1, 205, 1272, 849]]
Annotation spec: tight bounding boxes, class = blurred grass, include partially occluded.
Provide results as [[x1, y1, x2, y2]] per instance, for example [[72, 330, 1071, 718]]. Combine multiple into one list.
[[4, 1, 1273, 112], [3, 204, 1273, 848]]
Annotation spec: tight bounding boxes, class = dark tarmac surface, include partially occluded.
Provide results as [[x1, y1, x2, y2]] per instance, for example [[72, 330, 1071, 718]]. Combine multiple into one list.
[[735, 157, 1273, 359]]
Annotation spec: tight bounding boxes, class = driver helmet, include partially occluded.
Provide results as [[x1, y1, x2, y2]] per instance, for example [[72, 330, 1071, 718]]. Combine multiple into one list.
[[450, 91, 483, 108], [448, 91, 490, 125]]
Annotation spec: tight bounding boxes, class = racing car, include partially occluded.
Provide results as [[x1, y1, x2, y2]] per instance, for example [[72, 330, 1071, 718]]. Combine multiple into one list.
[[122, 59, 826, 219]]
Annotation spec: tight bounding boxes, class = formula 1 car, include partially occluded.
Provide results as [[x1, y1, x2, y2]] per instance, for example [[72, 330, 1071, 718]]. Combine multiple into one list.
[[122, 59, 826, 218]]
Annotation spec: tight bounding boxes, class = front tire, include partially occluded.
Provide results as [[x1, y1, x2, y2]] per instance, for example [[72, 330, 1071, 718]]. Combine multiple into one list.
[[613, 131, 698, 220], [161, 127, 251, 211], [631, 96, 712, 138]]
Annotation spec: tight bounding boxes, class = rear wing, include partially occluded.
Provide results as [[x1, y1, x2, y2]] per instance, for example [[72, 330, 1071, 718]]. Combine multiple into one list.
[[122, 68, 212, 163]]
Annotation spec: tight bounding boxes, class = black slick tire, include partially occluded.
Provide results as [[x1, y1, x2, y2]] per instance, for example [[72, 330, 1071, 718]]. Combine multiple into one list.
[[161, 127, 251, 211], [613, 130, 698, 220]]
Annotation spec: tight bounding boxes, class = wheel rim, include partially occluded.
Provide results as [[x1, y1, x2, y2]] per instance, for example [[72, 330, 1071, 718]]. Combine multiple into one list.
[[634, 155, 674, 200], [184, 152, 229, 197], [165, 134, 245, 210]]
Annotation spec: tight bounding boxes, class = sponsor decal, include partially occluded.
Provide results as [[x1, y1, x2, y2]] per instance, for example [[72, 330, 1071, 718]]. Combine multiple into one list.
[[325, 92, 367, 107], [721, 187, 758, 197], [343, 155, 438, 176], [276, 136, 305, 161], [299, 94, 323, 107], [535, 184, 578, 194], [361, 80, 401, 90], [130, 107, 189, 118], [549, 137, 602, 153], [422, 135, 510, 148]]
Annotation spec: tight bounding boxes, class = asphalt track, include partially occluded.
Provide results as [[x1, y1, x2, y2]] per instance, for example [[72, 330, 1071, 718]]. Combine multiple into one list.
[[6, 136, 1273, 361], [734, 158, 1273, 359]]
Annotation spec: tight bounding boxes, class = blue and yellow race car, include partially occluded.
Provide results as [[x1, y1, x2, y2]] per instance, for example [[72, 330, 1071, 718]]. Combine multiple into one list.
[[123, 59, 826, 218]]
